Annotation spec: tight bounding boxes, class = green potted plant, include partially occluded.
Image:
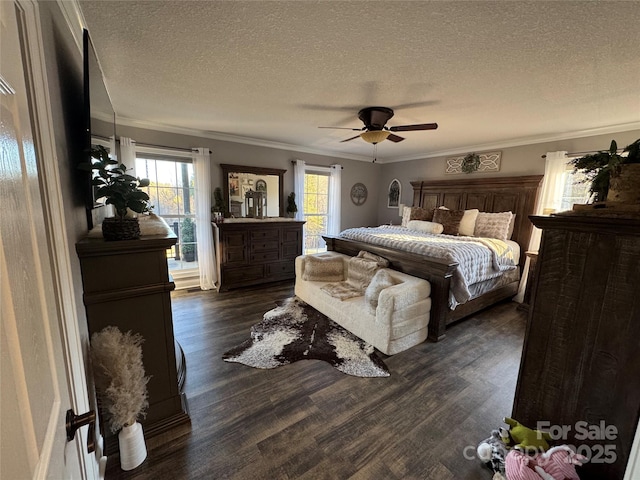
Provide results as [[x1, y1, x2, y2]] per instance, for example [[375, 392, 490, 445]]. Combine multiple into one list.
[[286, 192, 298, 218], [180, 217, 196, 262], [211, 187, 227, 221], [610, 139, 640, 203], [80, 145, 151, 240], [570, 138, 640, 203]]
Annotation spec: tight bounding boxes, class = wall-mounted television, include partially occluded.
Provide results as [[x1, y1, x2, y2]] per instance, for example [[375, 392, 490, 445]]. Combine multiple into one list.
[[83, 28, 116, 229]]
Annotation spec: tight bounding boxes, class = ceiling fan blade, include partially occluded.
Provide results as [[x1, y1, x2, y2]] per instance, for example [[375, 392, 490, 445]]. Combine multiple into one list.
[[318, 126, 363, 131], [389, 123, 438, 132], [386, 133, 405, 143], [340, 134, 362, 143]]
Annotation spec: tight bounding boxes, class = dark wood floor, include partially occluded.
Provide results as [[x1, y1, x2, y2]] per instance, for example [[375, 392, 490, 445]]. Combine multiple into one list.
[[106, 281, 527, 479]]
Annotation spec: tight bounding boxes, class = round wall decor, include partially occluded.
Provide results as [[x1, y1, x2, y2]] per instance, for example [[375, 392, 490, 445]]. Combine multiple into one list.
[[350, 183, 368, 206]]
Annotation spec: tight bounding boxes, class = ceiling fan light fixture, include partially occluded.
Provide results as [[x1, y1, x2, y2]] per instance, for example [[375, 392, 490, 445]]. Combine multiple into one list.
[[360, 130, 390, 144]]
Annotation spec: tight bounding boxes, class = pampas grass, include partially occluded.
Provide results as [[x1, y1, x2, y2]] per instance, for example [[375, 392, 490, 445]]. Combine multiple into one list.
[[91, 326, 150, 433]]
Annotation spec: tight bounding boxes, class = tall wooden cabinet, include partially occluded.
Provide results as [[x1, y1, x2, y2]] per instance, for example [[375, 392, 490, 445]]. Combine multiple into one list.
[[512, 214, 640, 479], [215, 220, 304, 291], [76, 233, 189, 454]]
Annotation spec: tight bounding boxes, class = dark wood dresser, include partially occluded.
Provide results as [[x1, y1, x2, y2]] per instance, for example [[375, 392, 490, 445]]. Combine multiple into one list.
[[76, 233, 189, 454], [512, 213, 640, 479], [215, 220, 304, 291]]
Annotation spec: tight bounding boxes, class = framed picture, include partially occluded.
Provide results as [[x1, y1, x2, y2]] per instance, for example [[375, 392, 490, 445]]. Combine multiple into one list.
[[387, 179, 401, 208]]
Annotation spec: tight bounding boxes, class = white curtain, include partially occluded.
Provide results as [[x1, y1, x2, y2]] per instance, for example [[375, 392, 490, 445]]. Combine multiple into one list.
[[120, 136, 136, 168], [514, 151, 568, 302], [192, 148, 217, 290], [293, 159, 306, 221], [118, 137, 137, 218], [328, 164, 342, 235]]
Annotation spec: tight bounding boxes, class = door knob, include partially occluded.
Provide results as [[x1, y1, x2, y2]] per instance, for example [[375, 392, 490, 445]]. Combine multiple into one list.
[[66, 409, 96, 453]]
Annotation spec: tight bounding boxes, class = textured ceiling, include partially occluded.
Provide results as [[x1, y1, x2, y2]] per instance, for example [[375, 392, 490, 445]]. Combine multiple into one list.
[[78, 0, 640, 162]]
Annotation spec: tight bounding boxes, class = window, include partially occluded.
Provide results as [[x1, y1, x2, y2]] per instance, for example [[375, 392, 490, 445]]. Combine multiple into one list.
[[559, 162, 590, 211], [303, 171, 330, 254], [135, 154, 198, 272]]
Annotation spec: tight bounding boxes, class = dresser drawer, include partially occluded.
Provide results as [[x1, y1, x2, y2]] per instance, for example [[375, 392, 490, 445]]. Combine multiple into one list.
[[250, 250, 279, 263], [251, 240, 279, 252], [222, 265, 264, 285], [251, 229, 279, 241], [265, 261, 295, 278]]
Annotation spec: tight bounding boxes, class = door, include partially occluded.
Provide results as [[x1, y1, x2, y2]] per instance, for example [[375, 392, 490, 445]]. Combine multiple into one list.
[[1, 1, 98, 478]]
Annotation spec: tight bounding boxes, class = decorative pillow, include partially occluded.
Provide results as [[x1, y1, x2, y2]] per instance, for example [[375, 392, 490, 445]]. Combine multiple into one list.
[[406, 220, 444, 234], [458, 209, 480, 236], [364, 269, 399, 315], [410, 206, 434, 222], [138, 213, 173, 236], [401, 207, 412, 227], [302, 254, 344, 281], [346, 256, 381, 290], [507, 214, 517, 239], [474, 211, 514, 241], [357, 250, 390, 268], [432, 208, 465, 235]]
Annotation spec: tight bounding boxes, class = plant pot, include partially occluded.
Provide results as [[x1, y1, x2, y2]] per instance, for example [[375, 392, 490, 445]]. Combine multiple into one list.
[[102, 217, 141, 241], [118, 422, 147, 471], [608, 164, 640, 204]]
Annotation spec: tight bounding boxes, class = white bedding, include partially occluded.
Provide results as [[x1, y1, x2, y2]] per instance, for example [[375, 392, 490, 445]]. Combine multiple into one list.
[[338, 225, 518, 308]]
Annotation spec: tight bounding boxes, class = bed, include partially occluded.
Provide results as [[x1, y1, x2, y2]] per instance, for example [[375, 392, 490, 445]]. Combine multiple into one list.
[[323, 175, 543, 341]]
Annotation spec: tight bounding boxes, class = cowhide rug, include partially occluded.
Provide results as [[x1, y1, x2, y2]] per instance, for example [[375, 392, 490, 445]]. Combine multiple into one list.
[[222, 297, 390, 377]]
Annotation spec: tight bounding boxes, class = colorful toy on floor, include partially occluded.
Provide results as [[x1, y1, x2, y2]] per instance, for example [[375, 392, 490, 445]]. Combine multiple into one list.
[[505, 446, 587, 480], [503, 417, 552, 453], [536, 446, 587, 479], [477, 428, 510, 474]]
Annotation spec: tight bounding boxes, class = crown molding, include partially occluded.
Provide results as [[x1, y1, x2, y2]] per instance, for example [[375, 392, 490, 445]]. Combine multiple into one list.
[[379, 121, 640, 164], [115, 116, 374, 163]]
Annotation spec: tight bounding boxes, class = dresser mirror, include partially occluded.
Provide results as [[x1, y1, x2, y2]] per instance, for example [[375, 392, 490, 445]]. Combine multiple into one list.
[[220, 164, 286, 218]]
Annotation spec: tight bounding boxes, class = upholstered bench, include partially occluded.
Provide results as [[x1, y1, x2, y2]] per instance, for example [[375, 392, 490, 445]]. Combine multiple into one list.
[[294, 251, 432, 355]]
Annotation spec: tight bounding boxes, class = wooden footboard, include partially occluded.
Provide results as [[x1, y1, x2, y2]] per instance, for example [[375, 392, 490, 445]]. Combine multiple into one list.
[[323, 235, 519, 341]]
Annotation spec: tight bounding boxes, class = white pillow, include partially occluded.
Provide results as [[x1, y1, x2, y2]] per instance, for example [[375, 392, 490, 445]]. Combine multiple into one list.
[[364, 269, 399, 315], [138, 213, 173, 236], [474, 211, 513, 241], [458, 209, 479, 236], [401, 207, 412, 227], [406, 220, 444, 234]]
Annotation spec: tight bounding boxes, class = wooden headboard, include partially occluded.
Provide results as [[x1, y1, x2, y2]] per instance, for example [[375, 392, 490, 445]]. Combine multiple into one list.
[[410, 175, 543, 267]]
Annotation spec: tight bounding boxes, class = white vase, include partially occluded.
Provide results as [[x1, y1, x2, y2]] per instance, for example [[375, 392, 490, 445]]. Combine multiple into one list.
[[118, 422, 147, 471]]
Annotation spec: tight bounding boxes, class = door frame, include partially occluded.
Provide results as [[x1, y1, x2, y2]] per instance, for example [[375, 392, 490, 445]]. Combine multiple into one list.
[[20, 0, 100, 477]]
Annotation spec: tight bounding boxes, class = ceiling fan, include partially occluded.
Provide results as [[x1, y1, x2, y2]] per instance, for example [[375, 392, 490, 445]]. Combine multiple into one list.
[[319, 106, 438, 144]]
